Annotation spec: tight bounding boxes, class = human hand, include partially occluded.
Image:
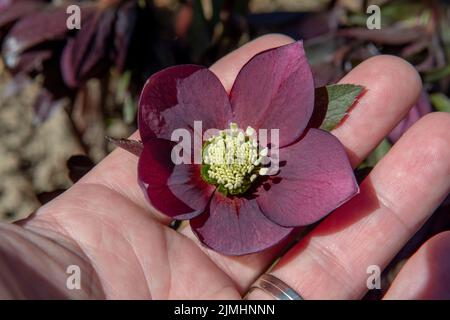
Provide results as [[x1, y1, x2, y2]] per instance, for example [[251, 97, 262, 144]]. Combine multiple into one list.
[[1, 34, 449, 299]]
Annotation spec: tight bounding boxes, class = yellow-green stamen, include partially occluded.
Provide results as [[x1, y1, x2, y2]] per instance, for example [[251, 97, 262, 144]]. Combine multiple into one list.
[[201, 123, 268, 195]]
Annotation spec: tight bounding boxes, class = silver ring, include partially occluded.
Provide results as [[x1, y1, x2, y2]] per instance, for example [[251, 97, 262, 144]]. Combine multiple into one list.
[[246, 274, 304, 300]]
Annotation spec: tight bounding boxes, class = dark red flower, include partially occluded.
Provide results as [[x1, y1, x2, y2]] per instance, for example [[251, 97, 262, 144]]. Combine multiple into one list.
[[138, 41, 359, 255]]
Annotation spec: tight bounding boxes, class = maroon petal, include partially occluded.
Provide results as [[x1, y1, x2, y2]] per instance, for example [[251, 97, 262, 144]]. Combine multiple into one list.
[[138, 65, 201, 141], [138, 66, 232, 142], [190, 194, 293, 255], [230, 41, 314, 147], [138, 138, 215, 220], [257, 128, 358, 227]]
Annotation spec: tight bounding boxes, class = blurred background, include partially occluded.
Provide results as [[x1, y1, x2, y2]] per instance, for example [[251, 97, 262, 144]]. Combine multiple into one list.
[[0, 0, 449, 298]]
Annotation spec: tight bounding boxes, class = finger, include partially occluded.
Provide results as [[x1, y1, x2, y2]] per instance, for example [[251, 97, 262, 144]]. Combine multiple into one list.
[[181, 54, 422, 291], [247, 112, 450, 299], [384, 231, 450, 300], [333, 55, 422, 167], [209, 33, 295, 92]]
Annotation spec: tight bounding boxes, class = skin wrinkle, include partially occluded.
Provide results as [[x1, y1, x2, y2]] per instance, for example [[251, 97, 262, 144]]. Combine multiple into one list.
[[122, 231, 153, 299], [21, 224, 88, 263], [83, 221, 146, 297], [194, 239, 241, 289], [116, 245, 149, 298], [164, 228, 231, 299], [286, 242, 354, 300], [153, 225, 171, 299], [306, 238, 357, 297], [200, 284, 241, 300], [28, 182, 157, 298], [376, 193, 415, 235], [80, 172, 156, 215], [56, 220, 125, 297]]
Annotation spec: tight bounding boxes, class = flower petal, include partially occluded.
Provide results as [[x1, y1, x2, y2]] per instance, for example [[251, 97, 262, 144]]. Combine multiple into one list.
[[257, 128, 358, 227], [138, 138, 215, 220], [138, 65, 232, 143], [190, 193, 293, 255], [230, 41, 314, 147]]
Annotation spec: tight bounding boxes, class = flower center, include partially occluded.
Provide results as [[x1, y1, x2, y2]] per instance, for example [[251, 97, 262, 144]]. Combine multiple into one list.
[[201, 123, 269, 196]]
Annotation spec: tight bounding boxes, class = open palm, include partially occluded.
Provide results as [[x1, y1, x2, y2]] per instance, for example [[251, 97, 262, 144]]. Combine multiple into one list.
[[1, 34, 449, 300]]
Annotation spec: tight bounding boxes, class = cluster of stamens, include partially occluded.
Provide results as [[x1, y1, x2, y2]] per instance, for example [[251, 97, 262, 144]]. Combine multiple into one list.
[[202, 123, 269, 195]]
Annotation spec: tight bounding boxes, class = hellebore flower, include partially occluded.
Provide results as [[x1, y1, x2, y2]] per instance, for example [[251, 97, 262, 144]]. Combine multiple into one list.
[[137, 41, 359, 255]]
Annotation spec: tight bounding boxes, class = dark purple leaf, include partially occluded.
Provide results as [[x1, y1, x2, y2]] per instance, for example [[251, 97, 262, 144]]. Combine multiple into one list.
[[2, 6, 70, 70], [9, 49, 52, 74], [61, 7, 115, 88], [0, 0, 46, 30]]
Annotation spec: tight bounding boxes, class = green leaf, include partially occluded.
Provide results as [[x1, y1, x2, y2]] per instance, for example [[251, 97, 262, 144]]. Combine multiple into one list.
[[364, 139, 392, 168], [318, 84, 364, 131], [430, 93, 450, 113], [423, 64, 450, 83], [123, 94, 137, 124], [116, 70, 132, 103]]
